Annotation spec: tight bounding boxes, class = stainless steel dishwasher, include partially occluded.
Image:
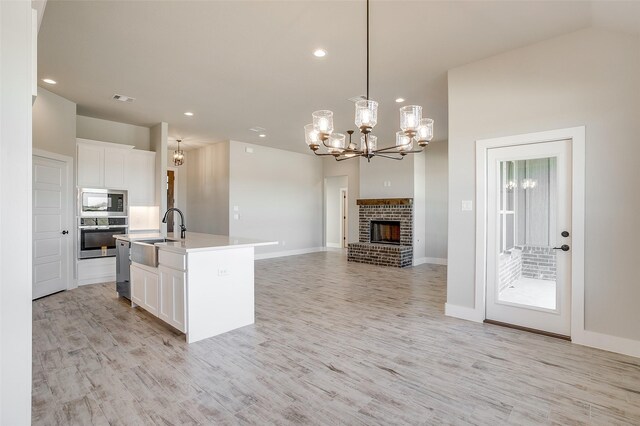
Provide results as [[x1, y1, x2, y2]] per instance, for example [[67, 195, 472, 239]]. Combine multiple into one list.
[[116, 239, 131, 300]]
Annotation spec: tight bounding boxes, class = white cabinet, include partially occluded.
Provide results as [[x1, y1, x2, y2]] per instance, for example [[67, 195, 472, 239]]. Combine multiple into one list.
[[130, 263, 145, 307], [130, 263, 159, 316], [77, 143, 104, 187], [159, 265, 187, 332], [77, 140, 130, 189], [131, 257, 185, 333], [126, 150, 156, 206], [103, 148, 127, 189], [76, 139, 157, 206]]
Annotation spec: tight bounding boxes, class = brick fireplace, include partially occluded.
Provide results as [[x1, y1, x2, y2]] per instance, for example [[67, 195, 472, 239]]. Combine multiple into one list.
[[347, 198, 413, 268]]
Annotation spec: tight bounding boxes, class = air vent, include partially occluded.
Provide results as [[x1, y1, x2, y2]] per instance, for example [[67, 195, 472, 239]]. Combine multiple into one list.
[[249, 126, 266, 132], [112, 94, 136, 103], [348, 95, 367, 103]]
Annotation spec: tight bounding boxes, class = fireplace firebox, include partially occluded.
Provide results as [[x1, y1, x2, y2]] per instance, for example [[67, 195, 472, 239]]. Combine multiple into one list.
[[370, 220, 401, 245]]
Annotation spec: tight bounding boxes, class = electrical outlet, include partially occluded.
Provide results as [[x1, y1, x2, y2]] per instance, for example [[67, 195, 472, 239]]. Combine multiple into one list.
[[218, 267, 229, 276], [233, 213, 239, 220], [233, 205, 239, 212], [245, 147, 254, 154], [461, 200, 473, 211]]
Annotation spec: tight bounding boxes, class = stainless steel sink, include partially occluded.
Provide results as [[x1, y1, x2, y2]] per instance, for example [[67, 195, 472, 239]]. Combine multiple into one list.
[[130, 238, 178, 267]]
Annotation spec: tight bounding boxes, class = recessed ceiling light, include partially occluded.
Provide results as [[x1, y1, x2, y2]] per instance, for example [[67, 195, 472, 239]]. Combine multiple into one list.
[[259, 134, 266, 138], [184, 112, 194, 116], [395, 98, 405, 103], [42, 78, 57, 85], [313, 49, 327, 58]]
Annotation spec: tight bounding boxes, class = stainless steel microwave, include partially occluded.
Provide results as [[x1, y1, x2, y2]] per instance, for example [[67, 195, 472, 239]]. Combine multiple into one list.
[[79, 188, 127, 217]]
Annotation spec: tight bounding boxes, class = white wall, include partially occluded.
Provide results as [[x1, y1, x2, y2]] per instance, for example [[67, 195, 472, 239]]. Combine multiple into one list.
[[77, 115, 150, 150], [425, 141, 448, 261], [447, 28, 640, 340], [323, 157, 359, 244], [186, 142, 230, 235], [359, 155, 414, 199], [0, 0, 33, 422], [33, 87, 76, 158], [325, 175, 348, 247], [151, 122, 168, 232], [229, 141, 323, 256], [413, 152, 426, 262]]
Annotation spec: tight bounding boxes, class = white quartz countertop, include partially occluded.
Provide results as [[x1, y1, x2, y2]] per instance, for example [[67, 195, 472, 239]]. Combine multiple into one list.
[[115, 232, 278, 254]]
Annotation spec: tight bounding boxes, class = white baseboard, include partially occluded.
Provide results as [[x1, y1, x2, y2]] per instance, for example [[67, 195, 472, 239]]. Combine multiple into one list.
[[444, 303, 484, 323], [324, 246, 345, 252], [78, 276, 115, 286], [414, 257, 448, 266], [326, 242, 341, 248], [255, 247, 326, 260], [573, 330, 640, 359]]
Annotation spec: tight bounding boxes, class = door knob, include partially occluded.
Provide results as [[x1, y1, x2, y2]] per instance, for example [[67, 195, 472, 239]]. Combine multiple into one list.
[[62, 230, 69, 235], [553, 244, 570, 252]]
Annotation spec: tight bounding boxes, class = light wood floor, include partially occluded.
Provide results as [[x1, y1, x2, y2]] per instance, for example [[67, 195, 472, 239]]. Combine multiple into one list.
[[33, 252, 640, 425]]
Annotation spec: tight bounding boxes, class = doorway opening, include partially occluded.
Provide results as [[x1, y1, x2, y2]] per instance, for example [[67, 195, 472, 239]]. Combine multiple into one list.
[[167, 169, 176, 233], [324, 176, 348, 249]]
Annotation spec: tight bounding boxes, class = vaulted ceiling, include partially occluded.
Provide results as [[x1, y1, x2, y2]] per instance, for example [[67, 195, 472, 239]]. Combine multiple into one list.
[[38, 1, 640, 152]]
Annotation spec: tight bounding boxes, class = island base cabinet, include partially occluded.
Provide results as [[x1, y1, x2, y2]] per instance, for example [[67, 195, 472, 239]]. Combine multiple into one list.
[[130, 263, 159, 316], [130, 264, 145, 307], [159, 266, 187, 333], [186, 247, 255, 343]]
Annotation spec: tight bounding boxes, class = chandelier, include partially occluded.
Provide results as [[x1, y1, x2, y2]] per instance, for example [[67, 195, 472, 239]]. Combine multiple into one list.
[[304, 0, 434, 162], [173, 139, 184, 166]]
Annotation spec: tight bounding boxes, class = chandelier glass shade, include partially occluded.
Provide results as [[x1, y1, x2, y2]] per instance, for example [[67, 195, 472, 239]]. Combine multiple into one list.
[[304, 0, 433, 161], [173, 140, 185, 166]]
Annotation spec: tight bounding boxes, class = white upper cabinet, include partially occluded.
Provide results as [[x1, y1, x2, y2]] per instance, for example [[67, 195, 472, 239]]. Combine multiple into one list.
[[77, 139, 156, 206], [77, 143, 104, 187], [126, 149, 156, 206], [103, 148, 127, 189]]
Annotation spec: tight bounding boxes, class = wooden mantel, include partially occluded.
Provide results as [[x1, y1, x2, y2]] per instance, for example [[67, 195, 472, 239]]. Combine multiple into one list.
[[356, 198, 413, 206]]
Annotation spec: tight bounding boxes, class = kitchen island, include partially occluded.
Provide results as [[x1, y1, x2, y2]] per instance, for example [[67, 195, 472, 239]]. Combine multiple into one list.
[[115, 232, 277, 343]]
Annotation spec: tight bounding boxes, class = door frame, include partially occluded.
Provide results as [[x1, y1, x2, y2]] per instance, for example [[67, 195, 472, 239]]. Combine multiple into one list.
[[339, 187, 348, 248], [474, 127, 585, 339], [33, 149, 76, 291]]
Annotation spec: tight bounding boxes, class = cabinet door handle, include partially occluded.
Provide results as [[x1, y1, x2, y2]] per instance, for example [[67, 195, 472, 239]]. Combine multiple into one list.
[[553, 244, 570, 252], [62, 230, 69, 235]]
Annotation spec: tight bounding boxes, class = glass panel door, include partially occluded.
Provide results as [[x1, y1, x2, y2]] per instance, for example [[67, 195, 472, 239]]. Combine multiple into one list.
[[486, 140, 572, 336]]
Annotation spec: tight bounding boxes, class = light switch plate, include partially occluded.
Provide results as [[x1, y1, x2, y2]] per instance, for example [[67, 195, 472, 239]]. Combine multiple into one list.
[[233, 213, 239, 220], [245, 147, 254, 154], [233, 205, 239, 212], [461, 200, 473, 211]]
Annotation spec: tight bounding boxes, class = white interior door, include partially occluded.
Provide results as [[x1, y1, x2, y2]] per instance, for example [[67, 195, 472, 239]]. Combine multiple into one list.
[[33, 155, 70, 299], [486, 140, 572, 336]]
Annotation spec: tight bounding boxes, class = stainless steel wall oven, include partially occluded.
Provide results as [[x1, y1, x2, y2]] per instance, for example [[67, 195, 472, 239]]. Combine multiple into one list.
[[78, 217, 128, 259]]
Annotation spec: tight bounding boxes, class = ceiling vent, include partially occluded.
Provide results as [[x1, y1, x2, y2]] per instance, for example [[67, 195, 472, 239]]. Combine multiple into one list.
[[249, 126, 266, 132], [348, 95, 367, 103], [112, 94, 135, 103]]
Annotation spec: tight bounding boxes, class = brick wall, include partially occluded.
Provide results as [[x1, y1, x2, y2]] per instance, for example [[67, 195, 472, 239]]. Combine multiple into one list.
[[521, 245, 557, 281], [358, 204, 413, 245], [499, 248, 522, 291]]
